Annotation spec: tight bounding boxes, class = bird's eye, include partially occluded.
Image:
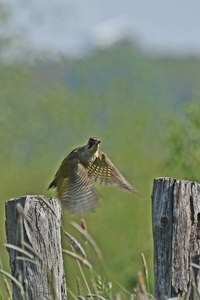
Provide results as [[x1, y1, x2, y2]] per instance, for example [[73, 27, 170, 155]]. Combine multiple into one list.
[[88, 138, 94, 148]]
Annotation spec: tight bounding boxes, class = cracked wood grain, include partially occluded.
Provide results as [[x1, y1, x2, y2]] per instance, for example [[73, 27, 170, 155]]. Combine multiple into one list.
[[5, 195, 67, 300], [152, 178, 200, 300]]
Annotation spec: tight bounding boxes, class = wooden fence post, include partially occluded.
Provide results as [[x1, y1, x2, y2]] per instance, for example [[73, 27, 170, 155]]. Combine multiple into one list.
[[152, 177, 200, 300], [5, 195, 67, 300]]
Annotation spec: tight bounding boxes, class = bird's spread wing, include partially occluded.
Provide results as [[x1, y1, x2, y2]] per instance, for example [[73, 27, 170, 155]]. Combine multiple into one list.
[[57, 163, 99, 214], [88, 152, 138, 194]]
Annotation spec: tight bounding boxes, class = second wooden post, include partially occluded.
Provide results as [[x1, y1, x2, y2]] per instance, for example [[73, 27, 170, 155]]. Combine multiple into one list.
[[152, 177, 200, 299]]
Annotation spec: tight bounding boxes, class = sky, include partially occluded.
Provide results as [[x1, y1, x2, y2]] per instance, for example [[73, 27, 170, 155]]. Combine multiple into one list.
[[1, 0, 200, 60]]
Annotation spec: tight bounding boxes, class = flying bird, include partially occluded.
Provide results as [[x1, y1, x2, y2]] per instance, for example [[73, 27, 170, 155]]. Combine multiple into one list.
[[48, 137, 139, 214]]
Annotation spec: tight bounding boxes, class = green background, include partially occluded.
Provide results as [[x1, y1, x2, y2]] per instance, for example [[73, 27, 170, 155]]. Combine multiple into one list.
[[1, 38, 200, 297]]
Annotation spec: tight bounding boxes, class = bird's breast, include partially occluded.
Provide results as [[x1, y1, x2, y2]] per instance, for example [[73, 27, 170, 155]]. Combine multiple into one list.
[[78, 149, 98, 167]]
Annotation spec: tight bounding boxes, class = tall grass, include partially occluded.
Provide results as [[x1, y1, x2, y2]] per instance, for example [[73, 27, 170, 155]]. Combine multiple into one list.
[[1, 201, 199, 299]]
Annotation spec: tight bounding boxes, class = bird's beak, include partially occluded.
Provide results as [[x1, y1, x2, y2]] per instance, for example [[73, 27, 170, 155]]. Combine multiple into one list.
[[97, 140, 101, 144]]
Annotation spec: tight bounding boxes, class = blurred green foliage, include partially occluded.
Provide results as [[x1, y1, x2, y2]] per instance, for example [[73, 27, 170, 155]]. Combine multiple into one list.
[[1, 36, 200, 298], [166, 100, 200, 181]]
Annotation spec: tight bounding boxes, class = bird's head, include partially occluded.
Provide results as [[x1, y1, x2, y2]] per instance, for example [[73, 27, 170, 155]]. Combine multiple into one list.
[[87, 137, 101, 150]]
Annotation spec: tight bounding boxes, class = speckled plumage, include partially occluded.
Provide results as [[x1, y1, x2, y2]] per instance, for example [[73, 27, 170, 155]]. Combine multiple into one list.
[[48, 137, 138, 214]]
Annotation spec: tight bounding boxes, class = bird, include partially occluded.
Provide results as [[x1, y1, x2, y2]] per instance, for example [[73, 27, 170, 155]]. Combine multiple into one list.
[[48, 137, 139, 214]]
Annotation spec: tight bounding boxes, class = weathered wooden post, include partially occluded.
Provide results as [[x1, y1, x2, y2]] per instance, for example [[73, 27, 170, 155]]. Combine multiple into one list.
[[152, 177, 200, 300], [5, 195, 67, 300]]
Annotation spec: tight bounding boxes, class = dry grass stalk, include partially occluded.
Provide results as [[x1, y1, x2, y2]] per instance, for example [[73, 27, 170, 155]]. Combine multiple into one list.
[[71, 221, 103, 261], [63, 230, 87, 258], [63, 249, 92, 269]]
